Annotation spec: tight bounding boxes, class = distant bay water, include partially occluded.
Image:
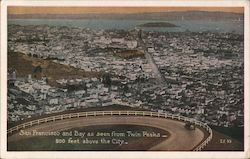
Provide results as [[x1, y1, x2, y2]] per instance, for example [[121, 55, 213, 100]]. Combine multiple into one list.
[[8, 19, 244, 34]]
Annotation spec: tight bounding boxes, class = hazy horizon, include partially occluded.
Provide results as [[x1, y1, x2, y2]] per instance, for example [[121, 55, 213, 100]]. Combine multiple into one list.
[[8, 7, 244, 15]]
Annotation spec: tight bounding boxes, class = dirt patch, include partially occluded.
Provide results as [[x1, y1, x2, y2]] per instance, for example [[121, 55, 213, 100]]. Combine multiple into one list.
[[115, 50, 144, 59]]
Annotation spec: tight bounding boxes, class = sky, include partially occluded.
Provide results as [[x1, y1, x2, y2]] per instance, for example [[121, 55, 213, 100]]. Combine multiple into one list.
[[8, 7, 244, 15]]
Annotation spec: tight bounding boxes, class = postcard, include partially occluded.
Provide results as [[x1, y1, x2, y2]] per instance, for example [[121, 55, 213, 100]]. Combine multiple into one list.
[[0, 0, 249, 159]]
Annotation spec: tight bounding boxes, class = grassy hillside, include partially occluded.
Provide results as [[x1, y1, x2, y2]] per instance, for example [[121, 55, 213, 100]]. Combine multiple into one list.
[[8, 52, 103, 86]]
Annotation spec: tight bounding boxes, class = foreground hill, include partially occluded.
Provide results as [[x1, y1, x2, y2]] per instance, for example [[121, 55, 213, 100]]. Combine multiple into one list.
[[8, 51, 103, 86]]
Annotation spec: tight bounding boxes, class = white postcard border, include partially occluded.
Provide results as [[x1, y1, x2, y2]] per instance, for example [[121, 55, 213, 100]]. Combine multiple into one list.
[[1, 0, 249, 159]]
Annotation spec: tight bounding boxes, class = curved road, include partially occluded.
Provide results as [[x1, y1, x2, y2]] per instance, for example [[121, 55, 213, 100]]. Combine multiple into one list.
[[8, 116, 204, 151]]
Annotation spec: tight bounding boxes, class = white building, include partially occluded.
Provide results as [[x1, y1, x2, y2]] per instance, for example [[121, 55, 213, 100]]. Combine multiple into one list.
[[49, 98, 59, 105], [127, 41, 138, 49]]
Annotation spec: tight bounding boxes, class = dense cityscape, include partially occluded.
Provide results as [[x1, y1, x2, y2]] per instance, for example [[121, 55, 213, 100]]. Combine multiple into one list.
[[7, 24, 244, 128]]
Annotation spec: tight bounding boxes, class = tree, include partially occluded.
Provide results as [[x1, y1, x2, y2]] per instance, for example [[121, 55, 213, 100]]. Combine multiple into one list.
[[33, 65, 42, 74], [122, 84, 129, 93], [221, 114, 227, 122], [102, 73, 112, 87]]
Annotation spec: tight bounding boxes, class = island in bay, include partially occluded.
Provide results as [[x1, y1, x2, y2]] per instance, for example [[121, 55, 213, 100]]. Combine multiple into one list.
[[138, 22, 178, 28]]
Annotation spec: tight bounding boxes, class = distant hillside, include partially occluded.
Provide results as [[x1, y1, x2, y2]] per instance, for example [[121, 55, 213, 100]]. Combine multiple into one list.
[[8, 11, 244, 21]]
